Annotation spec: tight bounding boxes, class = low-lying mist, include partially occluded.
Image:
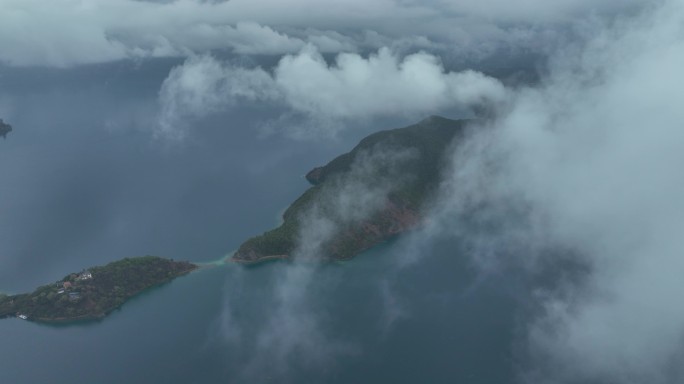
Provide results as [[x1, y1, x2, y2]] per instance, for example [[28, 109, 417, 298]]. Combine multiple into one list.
[[431, 1, 684, 382]]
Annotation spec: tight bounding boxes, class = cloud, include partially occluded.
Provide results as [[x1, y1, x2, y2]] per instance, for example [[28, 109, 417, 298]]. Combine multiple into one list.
[[239, 263, 355, 381], [157, 54, 278, 139], [0, 0, 354, 67], [157, 47, 505, 138], [0, 0, 642, 67], [428, 0, 684, 382]]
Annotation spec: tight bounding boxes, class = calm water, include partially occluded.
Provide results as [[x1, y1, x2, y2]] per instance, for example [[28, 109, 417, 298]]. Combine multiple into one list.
[[0, 61, 523, 383], [1, 242, 522, 384]]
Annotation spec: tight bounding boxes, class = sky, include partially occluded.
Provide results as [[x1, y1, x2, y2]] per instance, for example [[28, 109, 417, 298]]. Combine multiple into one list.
[[1, 0, 682, 383]]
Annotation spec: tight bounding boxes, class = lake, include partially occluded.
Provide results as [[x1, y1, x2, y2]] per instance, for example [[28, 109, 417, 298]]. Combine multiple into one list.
[[0, 60, 523, 383]]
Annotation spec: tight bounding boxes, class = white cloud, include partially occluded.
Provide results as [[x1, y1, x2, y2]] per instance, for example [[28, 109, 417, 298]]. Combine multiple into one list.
[[275, 46, 505, 119], [0, 0, 642, 67], [157, 47, 505, 138], [0, 0, 357, 67], [177, 22, 307, 55], [431, 0, 684, 382], [157, 54, 278, 139]]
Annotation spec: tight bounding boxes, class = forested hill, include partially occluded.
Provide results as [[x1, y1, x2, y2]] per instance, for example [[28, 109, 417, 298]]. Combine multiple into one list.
[[233, 116, 467, 264], [0, 256, 197, 323]]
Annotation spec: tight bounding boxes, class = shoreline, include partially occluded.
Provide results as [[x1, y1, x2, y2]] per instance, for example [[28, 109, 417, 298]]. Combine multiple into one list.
[[20, 267, 197, 324], [230, 254, 290, 266], [194, 250, 237, 268]]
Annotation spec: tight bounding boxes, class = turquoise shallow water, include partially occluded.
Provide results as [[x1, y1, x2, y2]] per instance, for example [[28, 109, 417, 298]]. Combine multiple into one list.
[[0, 237, 521, 384], [0, 61, 522, 383]]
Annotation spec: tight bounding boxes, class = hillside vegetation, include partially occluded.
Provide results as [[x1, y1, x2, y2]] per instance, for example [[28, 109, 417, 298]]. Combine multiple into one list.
[[233, 116, 467, 263], [0, 256, 197, 322]]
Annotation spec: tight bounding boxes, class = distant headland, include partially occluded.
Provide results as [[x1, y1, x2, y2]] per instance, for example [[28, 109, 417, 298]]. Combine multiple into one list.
[[0, 119, 12, 139], [0, 256, 197, 323]]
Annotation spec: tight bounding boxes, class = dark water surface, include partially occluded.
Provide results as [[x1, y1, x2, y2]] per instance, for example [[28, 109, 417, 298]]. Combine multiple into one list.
[[0, 61, 521, 383]]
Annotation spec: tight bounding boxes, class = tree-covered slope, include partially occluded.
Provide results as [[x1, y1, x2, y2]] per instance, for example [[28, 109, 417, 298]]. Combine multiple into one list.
[[0, 256, 197, 322], [233, 116, 467, 264]]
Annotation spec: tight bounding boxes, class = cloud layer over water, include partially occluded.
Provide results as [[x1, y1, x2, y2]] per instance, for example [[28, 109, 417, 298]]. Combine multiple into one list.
[[2, 1, 681, 383], [158, 48, 505, 138], [431, 1, 684, 382]]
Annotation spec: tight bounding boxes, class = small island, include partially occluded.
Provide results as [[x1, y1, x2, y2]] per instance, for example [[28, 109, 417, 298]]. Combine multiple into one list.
[[232, 116, 468, 264], [0, 118, 12, 139], [0, 256, 197, 323]]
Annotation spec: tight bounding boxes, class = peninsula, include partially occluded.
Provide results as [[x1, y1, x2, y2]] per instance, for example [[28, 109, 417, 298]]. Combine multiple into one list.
[[0, 119, 11, 138], [232, 116, 467, 264], [0, 256, 197, 323]]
